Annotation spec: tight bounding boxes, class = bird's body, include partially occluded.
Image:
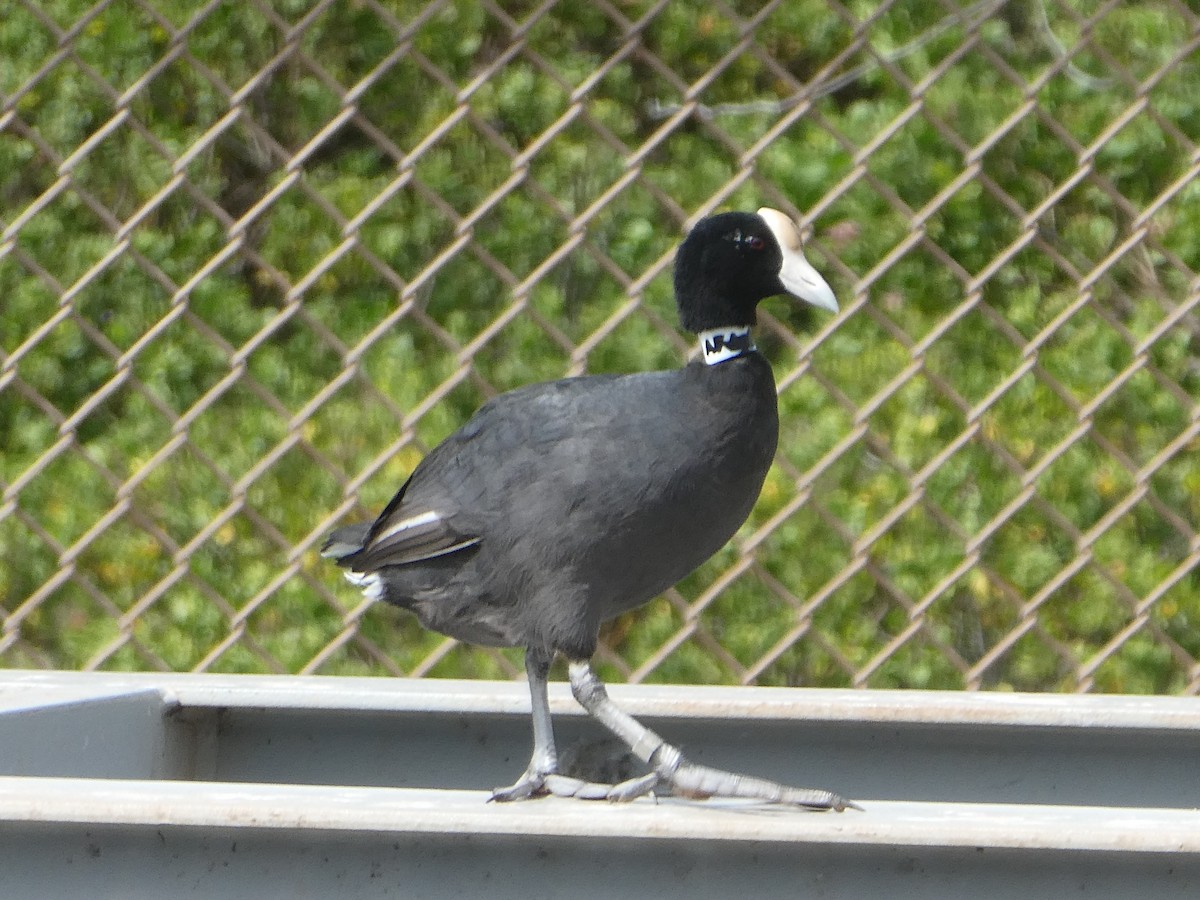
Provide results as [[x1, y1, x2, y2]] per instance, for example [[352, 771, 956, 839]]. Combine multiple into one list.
[[331, 356, 778, 658], [325, 207, 852, 809]]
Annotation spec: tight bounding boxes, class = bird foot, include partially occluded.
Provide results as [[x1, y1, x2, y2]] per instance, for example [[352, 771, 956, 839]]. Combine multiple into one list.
[[490, 769, 660, 803], [655, 748, 858, 811], [489, 768, 549, 802], [490, 760, 855, 810]]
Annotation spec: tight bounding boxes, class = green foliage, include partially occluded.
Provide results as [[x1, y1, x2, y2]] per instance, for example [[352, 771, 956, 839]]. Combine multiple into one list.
[[2, 0, 1197, 692]]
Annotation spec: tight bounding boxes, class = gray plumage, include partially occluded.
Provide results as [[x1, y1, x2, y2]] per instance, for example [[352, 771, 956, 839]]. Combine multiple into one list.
[[326, 359, 776, 657]]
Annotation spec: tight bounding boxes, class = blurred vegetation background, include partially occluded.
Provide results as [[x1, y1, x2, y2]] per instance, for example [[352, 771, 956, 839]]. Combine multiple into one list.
[[1, 0, 1198, 693]]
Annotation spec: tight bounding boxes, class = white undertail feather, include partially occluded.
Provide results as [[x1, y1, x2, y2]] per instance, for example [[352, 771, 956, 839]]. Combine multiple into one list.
[[344, 570, 384, 602]]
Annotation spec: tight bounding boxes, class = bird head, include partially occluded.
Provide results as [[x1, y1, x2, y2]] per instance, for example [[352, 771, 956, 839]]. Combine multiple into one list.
[[673, 207, 838, 333]]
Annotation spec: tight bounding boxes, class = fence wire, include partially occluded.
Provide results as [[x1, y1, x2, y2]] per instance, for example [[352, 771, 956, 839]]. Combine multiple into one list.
[[1, 0, 1198, 693]]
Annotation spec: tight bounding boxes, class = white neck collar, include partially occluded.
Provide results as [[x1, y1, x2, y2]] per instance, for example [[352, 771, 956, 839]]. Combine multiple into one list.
[[698, 326, 755, 365]]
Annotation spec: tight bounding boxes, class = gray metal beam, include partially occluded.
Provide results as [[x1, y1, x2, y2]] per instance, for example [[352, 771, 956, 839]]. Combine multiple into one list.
[[2, 671, 1199, 898], [3, 776, 1198, 852], [4, 670, 1199, 807], [0, 778, 1197, 899]]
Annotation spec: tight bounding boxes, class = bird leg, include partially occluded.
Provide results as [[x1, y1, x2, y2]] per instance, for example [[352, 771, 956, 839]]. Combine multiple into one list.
[[491, 649, 662, 802], [567, 659, 856, 811], [490, 649, 560, 801]]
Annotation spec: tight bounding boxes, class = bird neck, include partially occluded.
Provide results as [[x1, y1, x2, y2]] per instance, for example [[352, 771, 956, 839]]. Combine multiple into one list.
[[697, 326, 756, 365]]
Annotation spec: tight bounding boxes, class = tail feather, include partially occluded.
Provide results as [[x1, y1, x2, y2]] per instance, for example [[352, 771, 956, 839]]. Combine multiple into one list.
[[320, 522, 371, 561]]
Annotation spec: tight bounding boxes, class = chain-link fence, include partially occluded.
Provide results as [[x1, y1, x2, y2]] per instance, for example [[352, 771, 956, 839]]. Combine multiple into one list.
[[2, 0, 1198, 693]]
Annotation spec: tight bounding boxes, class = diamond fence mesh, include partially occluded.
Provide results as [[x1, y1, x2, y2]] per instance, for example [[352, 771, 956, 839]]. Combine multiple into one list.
[[1, 0, 1198, 692]]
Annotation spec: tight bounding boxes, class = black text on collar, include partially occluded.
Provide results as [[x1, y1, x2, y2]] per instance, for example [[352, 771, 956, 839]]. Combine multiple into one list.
[[698, 327, 756, 365]]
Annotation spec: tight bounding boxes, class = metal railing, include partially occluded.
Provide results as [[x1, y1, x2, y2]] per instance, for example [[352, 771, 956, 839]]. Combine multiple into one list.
[[2, 0, 1198, 692]]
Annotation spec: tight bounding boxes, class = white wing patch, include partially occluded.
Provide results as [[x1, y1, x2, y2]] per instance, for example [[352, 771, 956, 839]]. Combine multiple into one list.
[[353, 504, 479, 567], [375, 509, 441, 543]]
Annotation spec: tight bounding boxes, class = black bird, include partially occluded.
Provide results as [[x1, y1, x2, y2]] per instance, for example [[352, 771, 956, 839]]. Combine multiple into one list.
[[323, 208, 851, 809]]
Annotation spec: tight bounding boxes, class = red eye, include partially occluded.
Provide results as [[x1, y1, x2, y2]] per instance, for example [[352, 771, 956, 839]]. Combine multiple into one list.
[[747, 236, 765, 251]]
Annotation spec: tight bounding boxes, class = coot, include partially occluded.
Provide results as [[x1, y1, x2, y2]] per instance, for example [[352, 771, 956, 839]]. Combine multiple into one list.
[[324, 208, 850, 809]]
